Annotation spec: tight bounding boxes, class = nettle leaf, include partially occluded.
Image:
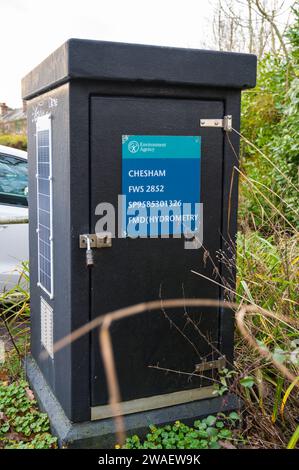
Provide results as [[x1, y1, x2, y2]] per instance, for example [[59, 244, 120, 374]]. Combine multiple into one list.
[[240, 376, 255, 388]]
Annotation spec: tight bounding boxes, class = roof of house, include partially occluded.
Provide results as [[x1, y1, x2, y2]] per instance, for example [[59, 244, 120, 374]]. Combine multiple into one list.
[[0, 108, 26, 122]]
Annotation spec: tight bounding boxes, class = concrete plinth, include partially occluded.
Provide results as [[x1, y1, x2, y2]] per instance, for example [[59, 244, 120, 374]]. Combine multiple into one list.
[[25, 356, 240, 449]]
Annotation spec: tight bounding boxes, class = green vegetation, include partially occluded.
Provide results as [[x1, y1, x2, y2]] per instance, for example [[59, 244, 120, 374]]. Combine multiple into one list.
[[240, 7, 299, 230], [0, 134, 27, 151], [0, 381, 57, 449], [0, 264, 57, 448], [0, 262, 30, 380], [233, 4, 299, 449], [119, 413, 241, 449]]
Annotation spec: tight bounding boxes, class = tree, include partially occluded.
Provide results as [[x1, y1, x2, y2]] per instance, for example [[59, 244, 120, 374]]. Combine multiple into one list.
[[210, 0, 295, 59]]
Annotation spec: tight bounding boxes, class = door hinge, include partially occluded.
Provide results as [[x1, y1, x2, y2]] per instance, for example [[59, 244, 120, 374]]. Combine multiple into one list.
[[200, 115, 232, 132], [195, 356, 226, 374]]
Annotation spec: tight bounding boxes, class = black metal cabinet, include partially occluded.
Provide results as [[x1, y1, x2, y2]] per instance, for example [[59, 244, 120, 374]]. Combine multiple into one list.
[[22, 39, 256, 436]]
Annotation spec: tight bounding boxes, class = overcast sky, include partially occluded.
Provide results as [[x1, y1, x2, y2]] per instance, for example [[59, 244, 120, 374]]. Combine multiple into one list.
[[1, 0, 295, 108], [0, 0, 217, 107]]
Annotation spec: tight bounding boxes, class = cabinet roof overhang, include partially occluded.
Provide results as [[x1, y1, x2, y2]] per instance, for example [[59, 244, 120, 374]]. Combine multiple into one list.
[[22, 38, 257, 100]]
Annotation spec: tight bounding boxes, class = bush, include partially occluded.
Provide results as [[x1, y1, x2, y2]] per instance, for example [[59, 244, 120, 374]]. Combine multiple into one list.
[[240, 7, 299, 231], [0, 134, 27, 151]]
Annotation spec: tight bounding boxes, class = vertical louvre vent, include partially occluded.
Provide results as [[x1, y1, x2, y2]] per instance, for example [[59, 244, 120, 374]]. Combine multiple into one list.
[[36, 114, 53, 298], [40, 297, 53, 359]]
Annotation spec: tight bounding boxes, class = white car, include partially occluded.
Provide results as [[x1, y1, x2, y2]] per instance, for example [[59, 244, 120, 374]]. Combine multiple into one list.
[[0, 144, 28, 292]]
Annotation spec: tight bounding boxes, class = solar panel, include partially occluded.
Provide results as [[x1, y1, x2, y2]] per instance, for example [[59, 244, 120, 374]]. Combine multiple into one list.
[[36, 115, 53, 299]]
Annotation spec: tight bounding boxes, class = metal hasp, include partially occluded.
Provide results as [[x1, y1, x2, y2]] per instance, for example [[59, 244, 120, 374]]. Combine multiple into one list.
[[80, 233, 112, 267], [79, 232, 112, 248], [195, 356, 226, 374], [200, 115, 232, 132]]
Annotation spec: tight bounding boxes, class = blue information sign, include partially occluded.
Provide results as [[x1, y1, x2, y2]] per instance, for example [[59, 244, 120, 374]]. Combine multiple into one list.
[[122, 135, 201, 237]]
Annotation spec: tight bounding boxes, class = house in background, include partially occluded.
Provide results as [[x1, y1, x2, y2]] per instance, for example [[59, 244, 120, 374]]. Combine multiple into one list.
[[0, 102, 27, 134]]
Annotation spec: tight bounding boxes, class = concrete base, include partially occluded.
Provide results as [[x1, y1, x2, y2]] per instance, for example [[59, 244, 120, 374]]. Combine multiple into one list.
[[25, 356, 241, 449]]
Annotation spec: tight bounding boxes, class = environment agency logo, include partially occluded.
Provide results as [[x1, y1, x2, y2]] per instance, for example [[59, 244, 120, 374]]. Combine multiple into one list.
[[128, 140, 140, 153]]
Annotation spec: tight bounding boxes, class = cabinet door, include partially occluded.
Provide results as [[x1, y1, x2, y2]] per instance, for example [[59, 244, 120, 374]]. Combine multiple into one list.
[[90, 96, 224, 407]]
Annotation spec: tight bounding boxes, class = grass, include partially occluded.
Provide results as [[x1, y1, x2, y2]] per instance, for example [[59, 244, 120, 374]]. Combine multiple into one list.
[[232, 147, 299, 449]]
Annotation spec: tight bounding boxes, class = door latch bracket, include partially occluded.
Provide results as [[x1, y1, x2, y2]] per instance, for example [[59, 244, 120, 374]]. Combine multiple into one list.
[[200, 115, 232, 132]]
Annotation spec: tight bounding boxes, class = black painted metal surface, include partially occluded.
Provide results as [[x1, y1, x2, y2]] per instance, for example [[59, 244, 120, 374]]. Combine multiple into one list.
[[22, 39, 256, 100], [90, 96, 223, 405]]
